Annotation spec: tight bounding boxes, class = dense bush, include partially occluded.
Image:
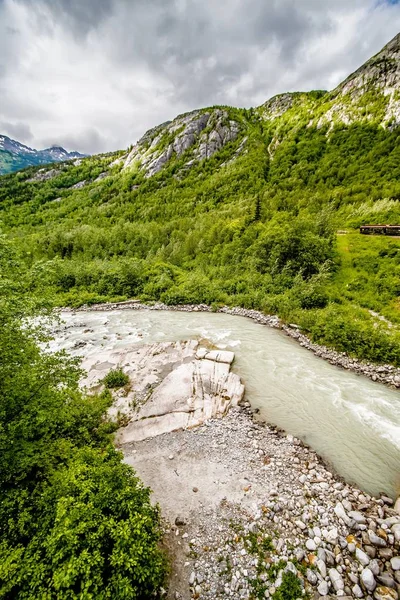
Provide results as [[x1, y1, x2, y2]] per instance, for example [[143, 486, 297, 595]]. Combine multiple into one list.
[[0, 238, 167, 599], [103, 367, 130, 389]]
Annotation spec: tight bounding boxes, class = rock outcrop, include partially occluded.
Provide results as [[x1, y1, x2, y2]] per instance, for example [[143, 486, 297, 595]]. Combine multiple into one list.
[[116, 342, 244, 443], [115, 108, 242, 177], [77, 339, 244, 443]]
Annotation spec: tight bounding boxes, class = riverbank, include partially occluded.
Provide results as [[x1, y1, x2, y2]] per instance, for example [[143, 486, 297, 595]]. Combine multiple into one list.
[[70, 301, 400, 389], [52, 307, 400, 599], [124, 403, 400, 600]]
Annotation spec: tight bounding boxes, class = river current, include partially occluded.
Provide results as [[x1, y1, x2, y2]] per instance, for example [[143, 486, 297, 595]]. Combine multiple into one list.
[[52, 309, 400, 498]]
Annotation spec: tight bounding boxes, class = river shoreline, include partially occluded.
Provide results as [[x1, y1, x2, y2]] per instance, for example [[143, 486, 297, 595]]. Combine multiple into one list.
[[67, 300, 400, 390], [56, 303, 400, 598], [125, 404, 400, 600]]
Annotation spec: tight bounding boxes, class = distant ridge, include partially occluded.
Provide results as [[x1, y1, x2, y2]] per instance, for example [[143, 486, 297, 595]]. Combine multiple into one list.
[[0, 134, 87, 175]]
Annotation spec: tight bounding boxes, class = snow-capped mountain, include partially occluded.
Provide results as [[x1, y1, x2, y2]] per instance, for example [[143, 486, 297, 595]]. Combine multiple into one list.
[[0, 135, 87, 175]]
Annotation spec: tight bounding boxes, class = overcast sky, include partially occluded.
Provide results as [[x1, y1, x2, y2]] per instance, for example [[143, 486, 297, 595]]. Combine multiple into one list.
[[0, 0, 399, 154]]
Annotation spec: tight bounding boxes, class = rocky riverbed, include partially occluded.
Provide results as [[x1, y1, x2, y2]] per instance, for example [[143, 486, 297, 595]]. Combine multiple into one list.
[[124, 405, 400, 600], [72, 301, 400, 389]]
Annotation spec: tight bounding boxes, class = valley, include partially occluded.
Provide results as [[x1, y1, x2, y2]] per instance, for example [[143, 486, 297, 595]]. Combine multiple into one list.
[[1, 34, 400, 367], [1, 27, 400, 600]]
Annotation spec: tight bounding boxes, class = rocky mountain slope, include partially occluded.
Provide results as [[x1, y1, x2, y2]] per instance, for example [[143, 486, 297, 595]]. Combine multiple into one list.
[[0, 32, 399, 367], [0, 134, 86, 175]]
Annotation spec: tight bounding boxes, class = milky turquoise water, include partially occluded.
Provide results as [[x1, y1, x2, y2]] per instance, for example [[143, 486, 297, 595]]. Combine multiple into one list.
[[52, 309, 400, 498]]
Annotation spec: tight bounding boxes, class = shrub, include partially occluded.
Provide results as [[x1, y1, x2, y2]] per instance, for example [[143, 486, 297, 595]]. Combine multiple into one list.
[[272, 571, 304, 600], [103, 367, 130, 389], [0, 240, 167, 599]]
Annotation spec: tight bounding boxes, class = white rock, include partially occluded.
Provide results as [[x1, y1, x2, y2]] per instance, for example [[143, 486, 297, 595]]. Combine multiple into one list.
[[329, 568, 344, 592], [356, 548, 370, 567], [390, 556, 400, 571], [392, 524, 400, 543], [116, 344, 244, 443], [204, 350, 235, 364], [316, 559, 327, 578], [368, 530, 387, 548], [349, 511, 367, 524], [361, 568, 376, 592], [334, 502, 353, 526], [369, 560, 380, 576], [306, 539, 317, 551], [318, 581, 329, 596], [352, 584, 364, 598], [325, 527, 339, 545], [295, 520, 307, 530], [314, 536, 322, 546], [306, 569, 318, 585]]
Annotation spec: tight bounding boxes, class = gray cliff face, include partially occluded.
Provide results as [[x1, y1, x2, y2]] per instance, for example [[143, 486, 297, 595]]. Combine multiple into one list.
[[317, 32, 400, 130], [257, 93, 300, 121], [116, 108, 242, 177], [335, 32, 400, 98]]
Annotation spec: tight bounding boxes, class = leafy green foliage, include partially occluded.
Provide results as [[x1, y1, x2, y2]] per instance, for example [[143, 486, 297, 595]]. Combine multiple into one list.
[[0, 239, 167, 599], [271, 571, 304, 600]]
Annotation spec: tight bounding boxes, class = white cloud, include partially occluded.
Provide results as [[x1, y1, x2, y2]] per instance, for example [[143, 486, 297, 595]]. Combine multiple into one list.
[[0, 0, 399, 153]]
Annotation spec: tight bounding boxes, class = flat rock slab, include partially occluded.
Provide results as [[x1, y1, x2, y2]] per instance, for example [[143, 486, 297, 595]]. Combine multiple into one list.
[[115, 341, 244, 443], [76, 338, 244, 442]]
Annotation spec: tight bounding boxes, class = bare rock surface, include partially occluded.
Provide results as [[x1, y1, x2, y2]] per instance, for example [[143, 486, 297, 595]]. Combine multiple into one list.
[[114, 108, 242, 177], [79, 339, 244, 442]]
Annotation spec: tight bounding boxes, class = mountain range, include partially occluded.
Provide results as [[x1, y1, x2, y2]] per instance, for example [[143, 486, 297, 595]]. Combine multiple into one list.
[[0, 31, 399, 366], [0, 135, 86, 175]]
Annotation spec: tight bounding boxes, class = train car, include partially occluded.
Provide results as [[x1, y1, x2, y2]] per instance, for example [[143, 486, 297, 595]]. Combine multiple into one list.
[[360, 225, 400, 236]]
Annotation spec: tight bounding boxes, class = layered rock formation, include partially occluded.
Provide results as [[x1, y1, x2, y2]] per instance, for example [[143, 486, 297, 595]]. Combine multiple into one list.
[[114, 108, 242, 177], [78, 339, 244, 443]]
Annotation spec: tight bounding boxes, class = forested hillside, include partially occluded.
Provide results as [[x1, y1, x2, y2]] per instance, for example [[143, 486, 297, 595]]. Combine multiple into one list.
[[1, 33, 400, 365]]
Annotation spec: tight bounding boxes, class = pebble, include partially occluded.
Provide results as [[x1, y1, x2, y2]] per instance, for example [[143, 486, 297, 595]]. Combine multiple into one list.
[[306, 539, 317, 551], [318, 581, 330, 596], [329, 568, 345, 592], [391, 557, 400, 571], [352, 584, 364, 598], [377, 574, 396, 588], [356, 547, 370, 566], [368, 531, 387, 547], [361, 568, 377, 592], [370, 560, 381, 576]]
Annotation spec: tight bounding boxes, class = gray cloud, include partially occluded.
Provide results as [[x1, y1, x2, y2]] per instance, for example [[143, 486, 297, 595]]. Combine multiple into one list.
[[41, 127, 108, 155], [0, 120, 33, 142], [0, 0, 399, 154]]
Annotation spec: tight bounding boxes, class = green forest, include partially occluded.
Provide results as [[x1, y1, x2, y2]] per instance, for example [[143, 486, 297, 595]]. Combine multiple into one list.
[[0, 237, 167, 598], [1, 103, 400, 366]]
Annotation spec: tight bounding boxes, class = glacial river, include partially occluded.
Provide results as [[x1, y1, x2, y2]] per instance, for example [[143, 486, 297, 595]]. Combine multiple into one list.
[[52, 309, 400, 498]]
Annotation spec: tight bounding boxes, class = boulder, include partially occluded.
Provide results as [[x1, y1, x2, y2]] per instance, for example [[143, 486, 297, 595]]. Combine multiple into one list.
[[114, 342, 244, 443]]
